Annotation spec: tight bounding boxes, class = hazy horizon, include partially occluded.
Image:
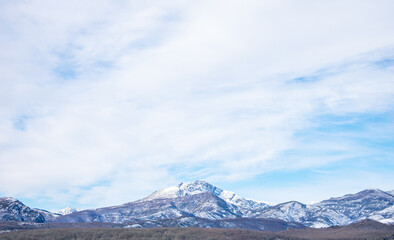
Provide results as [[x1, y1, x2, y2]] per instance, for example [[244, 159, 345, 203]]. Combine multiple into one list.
[[0, 0, 393, 212]]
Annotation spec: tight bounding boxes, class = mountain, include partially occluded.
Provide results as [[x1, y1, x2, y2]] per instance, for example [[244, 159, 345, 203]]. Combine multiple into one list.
[[57, 207, 80, 215], [0, 197, 45, 223], [1, 181, 393, 230], [142, 180, 269, 216], [256, 189, 394, 227], [54, 180, 269, 224], [123, 216, 305, 232], [55, 192, 242, 223], [54, 181, 394, 227]]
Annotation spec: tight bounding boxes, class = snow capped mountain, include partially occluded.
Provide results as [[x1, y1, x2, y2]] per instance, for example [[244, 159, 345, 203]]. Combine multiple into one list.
[[0, 197, 45, 223], [57, 207, 80, 215], [142, 183, 394, 228], [255, 188, 394, 227], [56, 192, 242, 223], [143, 180, 269, 216], [387, 190, 394, 196], [0, 182, 393, 229], [308, 189, 394, 227]]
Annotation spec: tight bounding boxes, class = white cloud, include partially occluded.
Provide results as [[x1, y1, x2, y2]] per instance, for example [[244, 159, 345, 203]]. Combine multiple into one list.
[[0, 0, 393, 208]]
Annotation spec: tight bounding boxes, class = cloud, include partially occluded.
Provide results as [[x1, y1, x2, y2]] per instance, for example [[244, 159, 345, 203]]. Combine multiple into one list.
[[0, 0, 393, 209]]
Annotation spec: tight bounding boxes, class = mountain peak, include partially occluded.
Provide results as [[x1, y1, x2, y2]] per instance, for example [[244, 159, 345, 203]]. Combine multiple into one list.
[[57, 207, 80, 215], [0, 197, 19, 203], [143, 180, 220, 201]]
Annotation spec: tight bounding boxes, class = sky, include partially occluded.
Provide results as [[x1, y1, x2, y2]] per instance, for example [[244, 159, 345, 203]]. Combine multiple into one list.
[[0, 0, 393, 212]]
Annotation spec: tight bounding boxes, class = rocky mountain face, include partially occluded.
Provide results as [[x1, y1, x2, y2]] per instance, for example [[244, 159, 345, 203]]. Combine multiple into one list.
[[0, 197, 45, 223], [1, 181, 393, 230]]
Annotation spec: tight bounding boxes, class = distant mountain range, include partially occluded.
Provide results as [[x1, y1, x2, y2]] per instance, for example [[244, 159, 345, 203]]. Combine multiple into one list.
[[1, 180, 393, 231]]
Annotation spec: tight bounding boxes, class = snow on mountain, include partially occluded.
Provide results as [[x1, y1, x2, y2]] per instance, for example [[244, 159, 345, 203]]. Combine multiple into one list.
[[258, 201, 309, 223], [123, 216, 306, 232], [55, 192, 242, 223], [256, 189, 394, 227], [0, 197, 45, 223], [387, 190, 394, 196], [311, 189, 394, 224], [57, 207, 80, 215], [143, 180, 268, 216], [1, 182, 393, 229], [32, 208, 61, 222], [368, 205, 394, 224]]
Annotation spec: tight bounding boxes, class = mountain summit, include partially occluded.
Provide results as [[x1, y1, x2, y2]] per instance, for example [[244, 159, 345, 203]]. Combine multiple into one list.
[[57, 207, 80, 215]]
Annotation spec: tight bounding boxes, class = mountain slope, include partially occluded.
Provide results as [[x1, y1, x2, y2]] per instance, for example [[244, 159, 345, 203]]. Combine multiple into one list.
[[257, 201, 309, 223], [0, 197, 45, 223], [123, 216, 306, 232], [256, 189, 394, 227], [309, 189, 394, 227]]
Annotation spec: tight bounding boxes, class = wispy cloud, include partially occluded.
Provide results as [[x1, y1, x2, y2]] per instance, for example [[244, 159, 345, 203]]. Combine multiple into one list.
[[0, 0, 393, 210]]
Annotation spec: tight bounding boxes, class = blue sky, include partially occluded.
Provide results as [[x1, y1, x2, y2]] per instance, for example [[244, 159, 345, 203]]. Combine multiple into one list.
[[0, 0, 393, 212]]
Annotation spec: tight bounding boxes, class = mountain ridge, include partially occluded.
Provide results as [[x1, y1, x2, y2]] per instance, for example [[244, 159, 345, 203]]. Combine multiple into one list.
[[1, 180, 393, 229]]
